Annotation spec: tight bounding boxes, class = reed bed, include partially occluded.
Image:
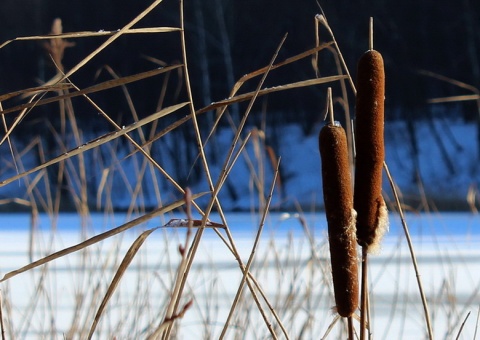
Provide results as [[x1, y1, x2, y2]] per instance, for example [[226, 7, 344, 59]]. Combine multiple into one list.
[[0, 1, 476, 339]]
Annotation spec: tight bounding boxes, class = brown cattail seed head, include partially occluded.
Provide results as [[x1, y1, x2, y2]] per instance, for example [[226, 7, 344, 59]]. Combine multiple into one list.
[[320, 123, 359, 317], [354, 49, 388, 252]]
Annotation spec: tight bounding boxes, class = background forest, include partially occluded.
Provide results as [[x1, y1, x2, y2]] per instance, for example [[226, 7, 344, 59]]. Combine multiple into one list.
[[1, 1, 479, 123]]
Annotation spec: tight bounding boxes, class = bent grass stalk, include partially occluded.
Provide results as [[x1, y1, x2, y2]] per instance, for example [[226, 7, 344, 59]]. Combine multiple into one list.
[[384, 162, 434, 340], [165, 27, 290, 340]]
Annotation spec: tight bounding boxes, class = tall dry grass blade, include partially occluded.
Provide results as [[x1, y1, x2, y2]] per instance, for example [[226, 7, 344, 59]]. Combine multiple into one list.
[[313, 16, 321, 77], [213, 31, 287, 311], [315, 14, 356, 94], [220, 159, 285, 339], [214, 37, 288, 338], [123, 75, 347, 161], [0, 192, 206, 283], [0, 102, 19, 176], [0, 293, 5, 340], [196, 75, 348, 115], [153, 190, 196, 340], [0, 198, 31, 206], [0, 102, 188, 187], [87, 226, 159, 339], [147, 300, 193, 340], [65, 79, 194, 217], [320, 315, 341, 340], [418, 69, 480, 94], [474, 306, 480, 340], [199, 133, 290, 335], [163, 30, 288, 340], [59, 0, 166, 82], [231, 42, 334, 95], [199, 42, 335, 149], [427, 94, 480, 104], [0, 65, 181, 114], [0, 93, 41, 146], [178, 0, 213, 199], [384, 162, 434, 340], [0, 27, 181, 49], [323, 43, 354, 169], [0, 83, 72, 102], [455, 311, 471, 340], [158, 2, 216, 335]]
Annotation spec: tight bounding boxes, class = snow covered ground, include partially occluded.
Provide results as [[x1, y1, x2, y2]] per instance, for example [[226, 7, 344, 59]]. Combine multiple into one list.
[[0, 211, 479, 339]]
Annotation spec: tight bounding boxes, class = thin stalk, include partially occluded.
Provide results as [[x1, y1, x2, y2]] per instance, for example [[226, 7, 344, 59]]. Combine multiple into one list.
[[455, 312, 471, 340], [0, 293, 5, 340], [347, 316, 354, 340], [474, 306, 480, 340], [315, 14, 356, 94], [384, 162, 434, 340], [220, 160, 284, 339], [163, 1, 286, 339], [163, 3, 289, 338], [360, 247, 368, 340]]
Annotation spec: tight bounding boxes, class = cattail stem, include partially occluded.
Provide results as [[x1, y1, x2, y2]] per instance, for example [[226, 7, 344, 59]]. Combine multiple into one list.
[[368, 17, 373, 51], [348, 316, 354, 340], [360, 247, 368, 340], [327, 87, 335, 125]]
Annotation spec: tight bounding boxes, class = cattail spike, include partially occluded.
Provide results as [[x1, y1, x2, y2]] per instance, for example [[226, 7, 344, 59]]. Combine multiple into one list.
[[354, 48, 389, 253], [320, 122, 359, 317]]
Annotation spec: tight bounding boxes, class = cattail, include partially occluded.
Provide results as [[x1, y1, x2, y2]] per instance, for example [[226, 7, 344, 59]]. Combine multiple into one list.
[[354, 49, 388, 253], [320, 121, 358, 318]]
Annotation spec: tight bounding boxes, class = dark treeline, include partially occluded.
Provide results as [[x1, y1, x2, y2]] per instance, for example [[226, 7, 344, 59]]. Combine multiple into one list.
[[0, 0, 479, 131]]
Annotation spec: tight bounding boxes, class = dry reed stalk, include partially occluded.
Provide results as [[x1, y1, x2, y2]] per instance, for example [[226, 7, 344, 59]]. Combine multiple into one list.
[[0, 66, 181, 116], [314, 13, 356, 94], [383, 162, 434, 340], [0, 293, 4, 340], [220, 159, 284, 339], [319, 118, 358, 319], [0, 102, 188, 188], [161, 7, 290, 337], [0, 27, 180, 50], [353, 48, 388, 254], [0, 193, 206, 283]]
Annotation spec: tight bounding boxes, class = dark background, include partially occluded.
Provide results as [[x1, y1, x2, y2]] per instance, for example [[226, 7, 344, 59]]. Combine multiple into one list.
[[0, 0, 478, 211], [0, 0, 479, 129]]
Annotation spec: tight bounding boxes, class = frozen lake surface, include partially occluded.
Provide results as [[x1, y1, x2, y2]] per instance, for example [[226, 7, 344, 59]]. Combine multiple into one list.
[[0, 211, 479, 339]]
